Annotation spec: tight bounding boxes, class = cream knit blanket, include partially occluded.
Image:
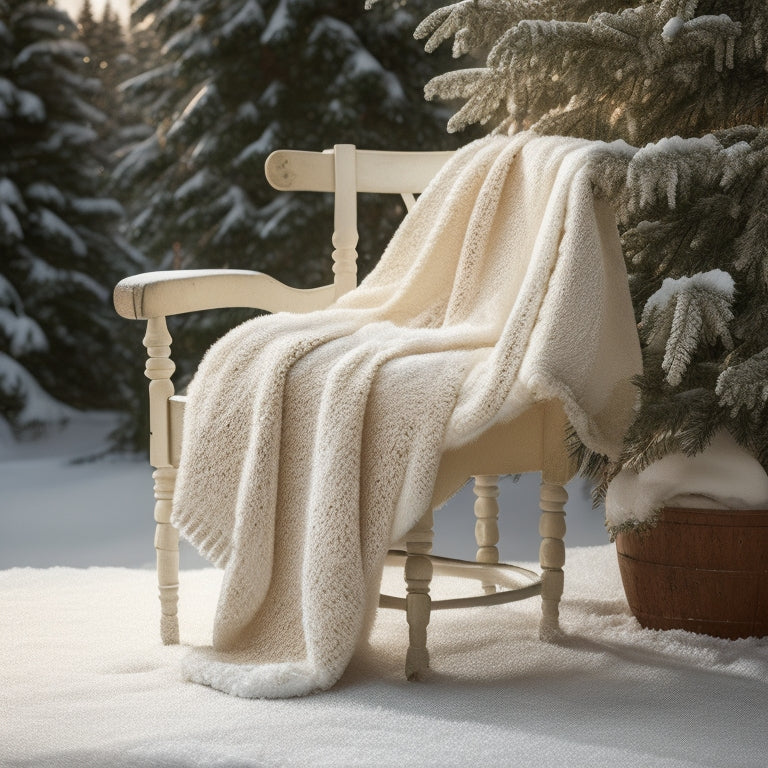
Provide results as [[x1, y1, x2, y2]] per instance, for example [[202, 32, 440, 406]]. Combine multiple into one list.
[[172, 132, 641, 698]]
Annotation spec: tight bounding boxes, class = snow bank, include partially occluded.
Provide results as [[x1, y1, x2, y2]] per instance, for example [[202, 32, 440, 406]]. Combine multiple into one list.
[[1, 547, 766, 767], [606, 429, 768, 535]]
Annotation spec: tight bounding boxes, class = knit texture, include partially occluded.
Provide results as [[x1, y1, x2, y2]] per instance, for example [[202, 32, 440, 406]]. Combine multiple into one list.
[[171, 132, 642, 698]]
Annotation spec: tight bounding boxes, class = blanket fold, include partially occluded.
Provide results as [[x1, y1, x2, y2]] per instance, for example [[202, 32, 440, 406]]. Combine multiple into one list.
[[172, 131, 642, 698]]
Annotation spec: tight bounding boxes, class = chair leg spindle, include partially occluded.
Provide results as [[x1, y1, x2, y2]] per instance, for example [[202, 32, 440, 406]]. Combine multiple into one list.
[[153, 467, 180, 645], [473, 475, 500, 594], [404, 509, 434, 681], [143, 317, 180, 645], [538, 481, 567, 640]]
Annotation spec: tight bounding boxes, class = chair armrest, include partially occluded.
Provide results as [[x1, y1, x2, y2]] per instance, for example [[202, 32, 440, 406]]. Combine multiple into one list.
[[113, 269, 336, 320]]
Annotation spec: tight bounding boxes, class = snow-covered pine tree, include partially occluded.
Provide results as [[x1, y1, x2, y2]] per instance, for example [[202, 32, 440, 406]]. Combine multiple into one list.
[[76, 0, 97, 43], [76, 0, 132, 154], [0, 0, 145, 438], [111, 0, 472, 387], [95, 2, 125, 68], [405, 0, 768, 475], [78, 0, 126, 74], [106, 2, 161, 156]]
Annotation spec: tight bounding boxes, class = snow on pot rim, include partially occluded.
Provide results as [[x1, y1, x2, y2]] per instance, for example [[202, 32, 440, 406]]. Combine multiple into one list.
[[605, 429, 768, 539]]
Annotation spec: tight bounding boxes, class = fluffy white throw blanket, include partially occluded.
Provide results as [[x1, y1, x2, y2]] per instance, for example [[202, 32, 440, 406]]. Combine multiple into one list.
[[172, 132, 641, 698]]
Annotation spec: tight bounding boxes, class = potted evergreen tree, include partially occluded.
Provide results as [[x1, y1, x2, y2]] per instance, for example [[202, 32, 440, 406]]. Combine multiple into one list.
[[386, 0, 768, 637]]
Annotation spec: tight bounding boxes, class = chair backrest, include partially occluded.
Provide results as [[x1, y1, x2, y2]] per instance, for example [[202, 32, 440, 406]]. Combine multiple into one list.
[[264, 145, 455, 298]]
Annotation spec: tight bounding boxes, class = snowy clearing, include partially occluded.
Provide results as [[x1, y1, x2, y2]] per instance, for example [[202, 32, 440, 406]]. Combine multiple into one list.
[[0, 411, 608, 569]]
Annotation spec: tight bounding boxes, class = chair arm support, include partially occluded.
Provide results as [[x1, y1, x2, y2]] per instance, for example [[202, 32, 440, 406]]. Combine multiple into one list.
[[113, 269, 336, 320]]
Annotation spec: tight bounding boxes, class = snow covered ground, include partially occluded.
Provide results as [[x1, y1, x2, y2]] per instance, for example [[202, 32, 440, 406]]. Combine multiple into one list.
[[0, 411, 609, 570], [3, 413, 766, 768]]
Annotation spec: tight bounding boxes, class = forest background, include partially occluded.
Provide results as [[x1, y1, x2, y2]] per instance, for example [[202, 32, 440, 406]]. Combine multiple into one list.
[[9, 0, 767, 492], [1, 0, 474, 451], [2, 0, 614, 573]]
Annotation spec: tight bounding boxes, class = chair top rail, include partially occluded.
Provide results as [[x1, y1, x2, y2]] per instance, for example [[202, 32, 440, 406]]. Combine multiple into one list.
[[265, 147, 455, 195]]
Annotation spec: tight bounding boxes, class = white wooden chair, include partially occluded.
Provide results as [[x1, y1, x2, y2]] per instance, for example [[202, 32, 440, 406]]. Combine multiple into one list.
[[113, 145, 575, 681]]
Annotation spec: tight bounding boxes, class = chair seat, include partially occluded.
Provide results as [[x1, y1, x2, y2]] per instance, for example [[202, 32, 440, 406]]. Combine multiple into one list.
[[169, 394, 568, 509]]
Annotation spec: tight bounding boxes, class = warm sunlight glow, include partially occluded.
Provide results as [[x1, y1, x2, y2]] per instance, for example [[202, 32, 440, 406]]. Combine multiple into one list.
[[57, 0, 129, 27]]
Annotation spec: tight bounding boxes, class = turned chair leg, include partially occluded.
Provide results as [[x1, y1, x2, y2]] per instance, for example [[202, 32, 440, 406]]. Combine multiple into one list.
[[538, 480, 567, 640], [153, 467, 180, 645], [404, 509, 434, 681], [473, 475, 500, 594], [143, 316, 179, 645]]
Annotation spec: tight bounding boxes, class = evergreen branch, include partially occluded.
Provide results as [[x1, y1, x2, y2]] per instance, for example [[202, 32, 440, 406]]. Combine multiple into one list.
[[424, 68, 508, 131], [734, 193, 768, 289], [418, 1, 763, 142], [663, 289, 703, 385], [564, 424, 617, 508], [414, 0, 628, 57], [716, 347, 768, 417], [720, 141, 768, 190], [565, 424, 610, 482], [641, 271, 735, 386], [657, 1, 699, 24], [619, 385, 725, 473], [626, 134, 722, 212], [414, 1, 539, 57], [731, 302, 768, 349], [606, 511, 661, 542], [489, 15, 634, 74]]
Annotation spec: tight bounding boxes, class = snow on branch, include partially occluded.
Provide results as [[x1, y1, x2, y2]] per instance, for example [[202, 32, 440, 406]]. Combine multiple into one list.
[[0, 178, 23, 208], [221, 0, 265, 41], [626, 134, 721, 211], [234, 123, 277, 168], [211, 186, 257, 245], [111, 135, 162, 188], [0, 203, 23, 242], [719, 139, 768, 190], [70, 198, 125, 218], [39, 122, 98, 152], [13, 39, 87, 68], [161, 24, 202, 59], [25, 182, 66, 209], [0, 276, 22, 313], [260, 0, 289, 44], [173, 169, 216, 203], [16, 89, 45, 122], [655, 14, 743, 83], [0, 309, 48, 357], [0, 352, 75, 429], [587, 129, 768, 225], [424, 67, 508, 132], [119, 65, 175, 97], [32, 208, 87, 258], [0, 77, 46, 122], [413, 0, 629, 57], [641, 270, 735, 387], [414, 0, 545, 58], [24, 256, 110, 303], [0, 277, 47, 358], [166, 82, 221, 144]]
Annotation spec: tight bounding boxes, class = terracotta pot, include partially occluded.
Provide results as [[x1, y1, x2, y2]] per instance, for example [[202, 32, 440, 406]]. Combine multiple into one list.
[[615, 507, 768, 639]]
